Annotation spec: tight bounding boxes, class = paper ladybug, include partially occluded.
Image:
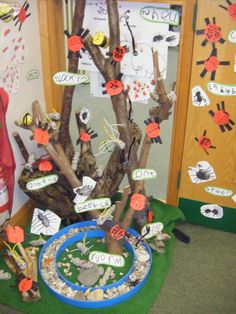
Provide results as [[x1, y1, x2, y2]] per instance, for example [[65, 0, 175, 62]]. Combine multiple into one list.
[[64, 28, 89, 59], [6, 226, 24, 244], [209, 101, 235, 132], [109, 224, 125, 240], [196, 48, 230, 81], [194, 130, 216, 154], [219, 0, 236, 21], [13, 0, 31, 31], [106, 45, 129, 66], [39, 160, 53, 172], [130, 193, 147, 211], [31, 121, 58, 148], [144, 117, 162, 144], [16, 274, 39, 295], [76, 127, 98, 145], [102, 74, 123, 96], [196, 17, 225, 49]]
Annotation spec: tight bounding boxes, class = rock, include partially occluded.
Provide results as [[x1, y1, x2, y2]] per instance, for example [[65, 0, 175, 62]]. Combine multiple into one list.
[[98, 266, 104, 276], [135, 249, 150, 262], [87, 289, 104, 301], [77, 264, 100, 287], [74, 290, 86, 300]]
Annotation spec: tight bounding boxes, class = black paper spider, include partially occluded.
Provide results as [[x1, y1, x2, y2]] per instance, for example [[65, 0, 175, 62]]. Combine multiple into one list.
[[76, 127, 98, 145], [64, 28, 89, 59], [196, 49, 230, 80], [209, 101, 235, 132], [30, 121, 58, 148], [194, 130, 216, 155], [144, 117, 162, 144], [13, 1, 31, 31], [196, 17, 225, 49], [189, 162, 215, 183], [219, 0, 236, 21]]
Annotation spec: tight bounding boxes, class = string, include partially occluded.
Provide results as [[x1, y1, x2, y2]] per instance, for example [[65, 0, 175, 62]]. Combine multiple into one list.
[[125, 19, 138, 56], [3, 240, 25, 265]]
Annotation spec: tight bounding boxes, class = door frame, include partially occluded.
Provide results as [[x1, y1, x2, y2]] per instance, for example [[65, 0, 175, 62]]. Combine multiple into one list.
[[38, 0, 196, 206]]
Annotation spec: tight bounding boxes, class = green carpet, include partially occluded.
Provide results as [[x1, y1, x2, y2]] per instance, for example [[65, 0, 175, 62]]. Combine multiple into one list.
[[0, 199, 184, 314]]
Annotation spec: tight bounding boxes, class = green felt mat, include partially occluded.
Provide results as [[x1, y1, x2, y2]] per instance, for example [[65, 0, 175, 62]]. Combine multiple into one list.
[[0, 199, 184, 314]]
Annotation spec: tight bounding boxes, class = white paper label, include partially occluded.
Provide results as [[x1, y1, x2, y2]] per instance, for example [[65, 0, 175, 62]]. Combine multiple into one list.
[[53, 71, 88, 86], [205, 186, 233, 197], [74, 198, 111, 213], [200, 204, 223, 219], [207, 81, 236, 96], [140, 7, 180, 25], [191, 85, 210, 106], [26, 175, 58, 191], [89, 251, 125, 267], [141, 222, 164, 239], [132, 168, 157, 181], [228, 30, 236, 44]]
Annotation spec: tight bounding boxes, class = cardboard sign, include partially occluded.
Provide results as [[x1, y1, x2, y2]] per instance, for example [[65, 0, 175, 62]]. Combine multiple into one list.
[[228, 30, 236, 43], [207, 81, 236, 96], [140, 6, 180, 25], [205, 186, 233, 197], [26, 174, 58, 191], [141, 222, 164, 239], [74, 197, 111, 213], [89, 251, 125, 267], [53, 71, 88, 86], [132, 168, 157, 181]]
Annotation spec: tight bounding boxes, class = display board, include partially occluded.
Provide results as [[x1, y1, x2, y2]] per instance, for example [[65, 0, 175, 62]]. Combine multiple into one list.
[[178, 0, 236, 232]]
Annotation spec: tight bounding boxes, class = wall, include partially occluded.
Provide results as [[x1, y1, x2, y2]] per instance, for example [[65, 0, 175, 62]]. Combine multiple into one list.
[[0, 0, 45, 224]]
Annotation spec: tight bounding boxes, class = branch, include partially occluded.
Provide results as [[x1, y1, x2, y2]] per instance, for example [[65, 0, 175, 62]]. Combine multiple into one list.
[[12, 132, 29, 162], [114, 185, 131, 222]]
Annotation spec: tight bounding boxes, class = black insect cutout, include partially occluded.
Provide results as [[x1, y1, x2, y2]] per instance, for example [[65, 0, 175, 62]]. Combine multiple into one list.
[[13, 1, 31, 31], [196, 17, 225, 49], [209, 101, 235, 132], [196, 49, 230, 80], [194, 130, 216, 155], [64, 28, 89, 59]]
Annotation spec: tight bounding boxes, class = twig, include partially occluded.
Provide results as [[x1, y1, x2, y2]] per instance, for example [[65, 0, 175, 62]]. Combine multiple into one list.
[[12, 132, 29, 162], [114, 185, 131, 222]]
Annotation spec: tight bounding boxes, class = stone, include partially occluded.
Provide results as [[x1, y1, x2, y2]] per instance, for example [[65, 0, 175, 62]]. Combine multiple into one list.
[[77, 264, 100, 287], [74, 290, 86, 301], [135, 249, 150, 262], [87, 289, 104, 301]]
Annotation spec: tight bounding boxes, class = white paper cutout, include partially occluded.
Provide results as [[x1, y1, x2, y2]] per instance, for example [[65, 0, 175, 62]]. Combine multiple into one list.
[[123, 75, 155, 102], [207, 81, 236, 96], [26, 69, 40, 81], [191, 86, 210, 107], [232, 194, 236, 203], [141, 222, 164, 239], [2, 28, 26, 64], [132, 168, 157, 181], [188, 161, 216, 184], [26, 174, 58, 191], [74, 197, 111, 213], [228, 30, 236, 44], [96, 205, 115, 225], [79, 108, 91, 124], [205, 186, 233, 197], [152, 31, 179, 47], [53, 72, 88, 86], [200, 204, 223, 219], [73, 176, 97, 204], [140, 6, 179, 25], [89, 251, 125, 267], [30, 208, 61, 235], [0, 65, 19, 94]]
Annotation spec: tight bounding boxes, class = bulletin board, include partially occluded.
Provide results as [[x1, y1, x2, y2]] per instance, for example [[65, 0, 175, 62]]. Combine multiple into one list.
[[178, 0, 236, 232]]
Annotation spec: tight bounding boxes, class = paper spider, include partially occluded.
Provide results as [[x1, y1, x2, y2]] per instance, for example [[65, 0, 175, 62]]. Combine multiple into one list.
[[76, 127, 98, 145], [196, 49, 230, 80], [144, 117, 162, 144], [200, 204, 223, 219], [194, 130, 216, 154], [31, 121, 58, 147], [102, 74, 123, 96], [13, 1, 31, 31], [219, 0, 236, 21], [106, 45, 129, 66], [196, 17, 225, 49], [64, 28, 89, 59], [188, 162, 216, 183], [209, 101, 235, 132]]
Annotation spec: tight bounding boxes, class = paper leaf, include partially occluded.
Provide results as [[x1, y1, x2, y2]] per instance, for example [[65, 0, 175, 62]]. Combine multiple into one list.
[[30, 208, 61, 235], [188, 161, 216, 184]]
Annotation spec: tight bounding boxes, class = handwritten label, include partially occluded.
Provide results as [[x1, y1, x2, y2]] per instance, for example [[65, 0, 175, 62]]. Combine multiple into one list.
[[89, 251, 125, 267], [228, 30, 236, 44], [140, 7, 179, 25], [141, 222, 164, 239], [26, 174, 58, 191], [207, 81, 236, 96], [205, 186, 233, 197], [74, 198, 111, 213], [26, 69, 40, 81], [192, 85, 210, 106], [53, 72, 88, 86], [132, 168, 157, 181]]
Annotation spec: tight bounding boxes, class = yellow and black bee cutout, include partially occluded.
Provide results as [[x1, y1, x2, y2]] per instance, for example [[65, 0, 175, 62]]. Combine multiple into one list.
[[144, 117, 162, 144], [17, 113, 32, 127], [106, 45, 129, 66], [64, 28, 89, 59], [0, 3, 13, 23], [93, 32, 109, 48], [102, 73, 123, 96], [196, 17, 225, 49], [196, 48, 230, 80], [219, 0, 236, 21], [194, 130, 216, 155], [209, 101, 235, 132]]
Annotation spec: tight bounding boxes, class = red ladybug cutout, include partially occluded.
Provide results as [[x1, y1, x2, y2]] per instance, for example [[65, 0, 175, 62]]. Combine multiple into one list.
[[113, 46, 126, 62], [6, 225, 24, 244], [39, 160, 53, 172], [67, 35, 84, 52], [110, 224, 125, 240], [103, 80, 123, 96], [34, 128, 50, 145], [213, 110, 229, 125], [76, 127, 98, 145], [205, 24, 222, 43], [18, 277, 33, 293], [204, 56, 219, 72], [145, 122, 160, 139], [209, 101, 235, 132], [130, 193, 146, 211], [219, 1, 236, 21], [195, 130, 216, 155]]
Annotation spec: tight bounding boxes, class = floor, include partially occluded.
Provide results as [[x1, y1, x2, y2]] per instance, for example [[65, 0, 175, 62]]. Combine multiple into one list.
[[1, 223, 235, 314]]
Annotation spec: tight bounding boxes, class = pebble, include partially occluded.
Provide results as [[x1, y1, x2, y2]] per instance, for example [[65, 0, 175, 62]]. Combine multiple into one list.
[[135, 249, 150, 262], [87, 289, 104, 301], [77, 264, 100, 286], [74, 290, 86, 301]]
